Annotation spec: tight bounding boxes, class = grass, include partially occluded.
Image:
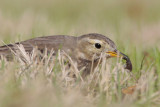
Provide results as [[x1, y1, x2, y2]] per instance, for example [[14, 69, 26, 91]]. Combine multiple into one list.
[[0, 0, 160, 107]]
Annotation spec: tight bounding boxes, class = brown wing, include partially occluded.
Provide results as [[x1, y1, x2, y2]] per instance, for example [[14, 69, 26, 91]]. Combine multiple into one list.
[[0, 35, 77, 59]]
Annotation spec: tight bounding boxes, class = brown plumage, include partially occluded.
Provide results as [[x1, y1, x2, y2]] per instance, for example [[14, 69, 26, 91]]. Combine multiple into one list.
[[0, 33, 132, 75]]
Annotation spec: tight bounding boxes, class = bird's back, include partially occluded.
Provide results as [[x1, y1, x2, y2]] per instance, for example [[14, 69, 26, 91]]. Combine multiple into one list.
[[0, 35, 77, 58]]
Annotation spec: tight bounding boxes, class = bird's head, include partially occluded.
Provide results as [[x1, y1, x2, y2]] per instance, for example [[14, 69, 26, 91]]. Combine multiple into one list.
[[77, 33, 132, 71]]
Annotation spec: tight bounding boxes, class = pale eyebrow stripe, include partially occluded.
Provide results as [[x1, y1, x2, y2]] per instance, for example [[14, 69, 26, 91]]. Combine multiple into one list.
[[87, 38, 103, 44]]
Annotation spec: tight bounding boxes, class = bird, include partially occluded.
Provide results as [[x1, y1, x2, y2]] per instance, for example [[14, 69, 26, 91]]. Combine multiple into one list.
[[0, 33, 132, 76]]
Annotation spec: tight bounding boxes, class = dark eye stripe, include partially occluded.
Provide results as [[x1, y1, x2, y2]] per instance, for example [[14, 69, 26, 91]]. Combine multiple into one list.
[[95, 43, 101, 49]]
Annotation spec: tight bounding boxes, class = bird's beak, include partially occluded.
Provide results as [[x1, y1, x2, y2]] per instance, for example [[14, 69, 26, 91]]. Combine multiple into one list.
[[106, 51, 122, 58], [106, 51, 132, 71]]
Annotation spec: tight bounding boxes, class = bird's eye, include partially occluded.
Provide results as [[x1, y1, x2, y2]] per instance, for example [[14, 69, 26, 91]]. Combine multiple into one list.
[[95, 43, 101, 49]]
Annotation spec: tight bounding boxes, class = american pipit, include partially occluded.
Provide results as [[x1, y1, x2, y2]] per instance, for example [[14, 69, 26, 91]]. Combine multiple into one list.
[[0, 33, 132, 75]]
